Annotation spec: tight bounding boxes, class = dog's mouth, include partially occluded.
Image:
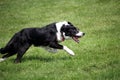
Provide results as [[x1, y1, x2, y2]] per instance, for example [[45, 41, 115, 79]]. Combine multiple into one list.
[[72, 32, 85, 43], [72, 36, 81, 43]]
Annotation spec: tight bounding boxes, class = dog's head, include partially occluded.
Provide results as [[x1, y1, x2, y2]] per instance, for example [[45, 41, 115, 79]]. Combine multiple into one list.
[[56, 21, 85, 43]]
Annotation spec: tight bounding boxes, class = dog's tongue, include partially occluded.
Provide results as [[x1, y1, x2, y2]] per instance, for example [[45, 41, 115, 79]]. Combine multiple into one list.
[[72, 37, 79, 43]]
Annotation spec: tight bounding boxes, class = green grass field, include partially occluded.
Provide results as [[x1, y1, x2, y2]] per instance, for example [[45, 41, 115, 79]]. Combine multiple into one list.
[[0, 0, 120, 80]]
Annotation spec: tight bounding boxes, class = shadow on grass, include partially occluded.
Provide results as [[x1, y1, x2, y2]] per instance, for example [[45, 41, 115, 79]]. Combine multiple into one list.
[[9, 55, 72, 63], [24, 56, 55, 62]]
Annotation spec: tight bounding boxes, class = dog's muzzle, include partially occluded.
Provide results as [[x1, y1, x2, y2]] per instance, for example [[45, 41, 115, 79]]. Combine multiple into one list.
[[72, 31, 85, 43]]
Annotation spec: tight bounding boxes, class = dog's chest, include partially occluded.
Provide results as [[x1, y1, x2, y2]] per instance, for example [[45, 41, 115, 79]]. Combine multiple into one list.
[[56, 32, 65, 42]]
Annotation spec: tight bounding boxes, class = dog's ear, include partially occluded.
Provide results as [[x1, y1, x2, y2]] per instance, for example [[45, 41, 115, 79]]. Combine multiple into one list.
[[68, 21, 71, 25], [68, 21, 74, 26]]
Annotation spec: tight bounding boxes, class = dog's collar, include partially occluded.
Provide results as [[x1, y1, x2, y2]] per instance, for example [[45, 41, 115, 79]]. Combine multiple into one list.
[[61, 32, 65, 41]]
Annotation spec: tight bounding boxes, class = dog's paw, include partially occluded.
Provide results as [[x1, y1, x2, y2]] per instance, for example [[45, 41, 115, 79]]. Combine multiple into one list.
[[63, 46, 75, 56], [68, 50, 75, 56], [0, 58, 6, 62], [47, 48, 58, 53], [43, 47, 58, 53]]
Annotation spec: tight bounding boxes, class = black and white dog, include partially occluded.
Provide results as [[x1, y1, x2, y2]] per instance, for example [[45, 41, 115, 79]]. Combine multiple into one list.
[[0, 21, 85, 63]]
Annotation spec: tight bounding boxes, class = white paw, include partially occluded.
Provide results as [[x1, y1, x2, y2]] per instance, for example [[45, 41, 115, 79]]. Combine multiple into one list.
[[63, 46, 75, 56], [69, 50, 75, 56], [0, 58, 6, 62]]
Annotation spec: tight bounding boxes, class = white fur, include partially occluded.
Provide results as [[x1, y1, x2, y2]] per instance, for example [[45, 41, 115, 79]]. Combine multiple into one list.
[[76, 31, 84, 37], [0, 58, 6, 62], [63, 32, 71, 40], [63, 46, 75, 56], [56, 21, 69, 41]]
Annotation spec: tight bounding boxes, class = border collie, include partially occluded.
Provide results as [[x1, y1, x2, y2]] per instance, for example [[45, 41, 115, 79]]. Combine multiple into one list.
[[0, 21, 85, 63]]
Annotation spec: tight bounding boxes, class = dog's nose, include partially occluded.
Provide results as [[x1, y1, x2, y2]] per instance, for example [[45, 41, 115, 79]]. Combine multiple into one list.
[[83, 33, 85, 36]]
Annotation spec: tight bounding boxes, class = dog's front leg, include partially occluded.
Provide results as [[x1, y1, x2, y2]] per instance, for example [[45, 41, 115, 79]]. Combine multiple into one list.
[[49, 42, 75, 56], [63, 46, 75, 56]]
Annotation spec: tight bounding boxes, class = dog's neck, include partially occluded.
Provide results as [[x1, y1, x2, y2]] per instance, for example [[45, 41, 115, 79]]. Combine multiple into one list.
[[61, 32, 65, 41], [56, 31, 65, 42], [55, 21, 69, 42]]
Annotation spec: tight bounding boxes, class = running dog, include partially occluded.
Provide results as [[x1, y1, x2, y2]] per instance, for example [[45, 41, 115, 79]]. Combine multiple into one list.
[[0, 21, 85, 63]]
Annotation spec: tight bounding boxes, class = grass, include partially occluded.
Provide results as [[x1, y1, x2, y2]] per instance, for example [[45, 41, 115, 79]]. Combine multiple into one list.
[[0, 0, 120, 80]]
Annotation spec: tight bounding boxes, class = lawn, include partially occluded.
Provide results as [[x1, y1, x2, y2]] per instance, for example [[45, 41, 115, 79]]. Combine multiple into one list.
[[0, 0, 120, 80]]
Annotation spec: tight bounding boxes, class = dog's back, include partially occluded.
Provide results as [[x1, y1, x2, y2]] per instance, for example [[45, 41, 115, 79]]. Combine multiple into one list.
[[0, 21, 85, 63]]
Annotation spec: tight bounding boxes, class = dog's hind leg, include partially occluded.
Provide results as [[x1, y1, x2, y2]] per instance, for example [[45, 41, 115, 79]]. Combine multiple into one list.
[[0, 48, 7, 54], [14, 43, 31, 63], [0, 58, 6, 62], [0, 52, 16, 62], [0, 47, 16, 62]]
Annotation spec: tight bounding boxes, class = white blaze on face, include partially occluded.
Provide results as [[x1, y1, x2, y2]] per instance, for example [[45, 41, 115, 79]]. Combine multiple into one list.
[[76, 31, 84, 37], [72, 31, 85, 43], [56, 21, 69, 41]]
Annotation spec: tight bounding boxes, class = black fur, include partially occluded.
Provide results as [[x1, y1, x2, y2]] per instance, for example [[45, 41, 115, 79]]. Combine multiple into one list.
[[0, 21, 83, 63], [0, 22, 64, 63]]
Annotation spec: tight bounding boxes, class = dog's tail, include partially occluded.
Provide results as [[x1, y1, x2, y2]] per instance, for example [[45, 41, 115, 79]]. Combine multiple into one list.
[[0, 48, 6, 54]]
